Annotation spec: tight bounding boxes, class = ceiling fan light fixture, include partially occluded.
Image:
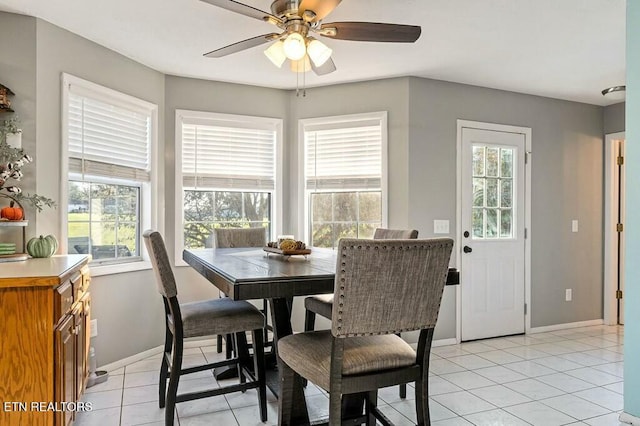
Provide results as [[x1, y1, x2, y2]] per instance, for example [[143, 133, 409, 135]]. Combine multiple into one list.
[[307, 38, 332, 67], [264, 40, 287, 67], [283, 32, 307, 61], [601, 85, 626, 101], [290, 56, 311, 73]]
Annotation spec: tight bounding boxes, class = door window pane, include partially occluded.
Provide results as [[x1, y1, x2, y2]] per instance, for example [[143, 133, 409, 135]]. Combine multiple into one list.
[[473, 178, 484, 207], [472, 208, 484, 238], [473, 146, 485, 176], [501, 149, 513, 178], [471, 144, 516, 240], [486, 148, 499, 177], [501, 209, 513, 238]]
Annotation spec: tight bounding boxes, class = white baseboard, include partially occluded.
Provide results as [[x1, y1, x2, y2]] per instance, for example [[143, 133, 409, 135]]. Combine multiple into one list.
[[620, 412, 640, 425], [98, 338, 217, 372], [528, 319, 604, 334], [98, 346, 163, 372], [433, 338, 457, 347]]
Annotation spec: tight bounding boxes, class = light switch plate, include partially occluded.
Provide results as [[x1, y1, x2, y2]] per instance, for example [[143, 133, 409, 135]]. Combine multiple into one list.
[[572, 220, 579, 233], [90, 319, 98, 338], [434, 220, 450, 234]]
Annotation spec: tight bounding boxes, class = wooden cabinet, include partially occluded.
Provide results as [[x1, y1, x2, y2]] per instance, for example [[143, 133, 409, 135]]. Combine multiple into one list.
[[0, 255, 91, 426]]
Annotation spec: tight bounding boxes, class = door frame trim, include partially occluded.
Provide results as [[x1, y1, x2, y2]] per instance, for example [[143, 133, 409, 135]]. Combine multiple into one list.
[[604, 131, 625, 325], [456, 120, 532, 342]]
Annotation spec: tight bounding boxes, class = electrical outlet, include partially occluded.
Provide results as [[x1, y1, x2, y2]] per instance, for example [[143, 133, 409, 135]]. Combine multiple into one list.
[[90, 319, 98, 338], [572, 220, 579, 233], [565, 289, 572, 302]]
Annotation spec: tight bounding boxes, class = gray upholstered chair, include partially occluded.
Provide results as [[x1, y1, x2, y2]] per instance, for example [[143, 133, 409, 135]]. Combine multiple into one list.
[[213, 227, 267, 248], [212, 227, 269, 357], [303, 228, 418, 397], [143, 230, 267, 426], [304, 228, 418, 332], [278, 237, 453, 426]]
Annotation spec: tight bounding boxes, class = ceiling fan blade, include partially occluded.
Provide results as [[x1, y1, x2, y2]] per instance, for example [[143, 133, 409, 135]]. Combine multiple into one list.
[[204, 33, 280, 58], [200, 0, 282, 24], [320, 22, 421, 43], [298, 0, 342, 22], [311, 57, 337, 75]]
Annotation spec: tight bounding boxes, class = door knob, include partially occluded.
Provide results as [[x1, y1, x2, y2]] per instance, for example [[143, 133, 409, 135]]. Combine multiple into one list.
[[463, 246, 473, 253]]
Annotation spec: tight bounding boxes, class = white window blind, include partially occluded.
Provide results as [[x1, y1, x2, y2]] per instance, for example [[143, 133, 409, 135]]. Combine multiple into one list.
[[182, 122, 276, 191], [68, 89, 151, 182], [305, 120, 382, 190]]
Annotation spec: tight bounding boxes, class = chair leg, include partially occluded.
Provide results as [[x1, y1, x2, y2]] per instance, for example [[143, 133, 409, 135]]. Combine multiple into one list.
[[328, 388, 342, 426], [399, 383, 407, 399], [216, 334, 223, 353], [234, 332, 249, 388], [252, 329, 267, 422], [225, 333, 233, 359], [301, 309, 316, 387], [165, 335, 182, 426], [365, 390, 378, 426], [304, 309, 316, 332], [278, 361, 297, 426], [415, 328, 434, 426], [158, 327, 173, 408]]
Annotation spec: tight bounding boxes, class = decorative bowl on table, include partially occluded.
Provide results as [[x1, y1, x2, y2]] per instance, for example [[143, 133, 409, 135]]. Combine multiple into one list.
[[264, 239, 311, 256]]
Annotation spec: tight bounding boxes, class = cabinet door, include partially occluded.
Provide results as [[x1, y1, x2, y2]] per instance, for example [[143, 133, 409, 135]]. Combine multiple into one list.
[[54, 314, 75, 426], [76, 293, 91, 396]]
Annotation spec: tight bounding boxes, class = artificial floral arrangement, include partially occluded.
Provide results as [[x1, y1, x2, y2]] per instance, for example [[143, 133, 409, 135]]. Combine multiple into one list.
[[0, 117, 56, 215]]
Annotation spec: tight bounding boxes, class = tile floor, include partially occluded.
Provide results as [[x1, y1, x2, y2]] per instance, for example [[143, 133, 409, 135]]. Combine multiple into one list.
[[76, 325, 625, 426]]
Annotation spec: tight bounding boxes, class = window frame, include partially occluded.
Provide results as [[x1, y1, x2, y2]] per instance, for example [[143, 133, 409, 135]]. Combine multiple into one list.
[[298, 111, 388, 244], [60, 73, 160, 277], [174, 109, 283, 265]]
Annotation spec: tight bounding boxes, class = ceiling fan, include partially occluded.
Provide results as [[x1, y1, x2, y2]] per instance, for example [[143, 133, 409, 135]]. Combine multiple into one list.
[[201, 0, 422, 75]]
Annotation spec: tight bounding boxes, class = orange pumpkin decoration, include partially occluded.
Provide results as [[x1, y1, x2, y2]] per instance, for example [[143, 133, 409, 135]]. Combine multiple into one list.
[[1, 201, 24, 220]]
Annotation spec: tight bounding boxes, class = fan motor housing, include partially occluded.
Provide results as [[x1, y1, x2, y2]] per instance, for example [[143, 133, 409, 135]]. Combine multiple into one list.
[[271, 0, 301, 18]]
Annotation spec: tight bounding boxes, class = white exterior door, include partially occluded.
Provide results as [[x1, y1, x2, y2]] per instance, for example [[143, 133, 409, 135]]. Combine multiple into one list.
[[460, 127, 526, 341]]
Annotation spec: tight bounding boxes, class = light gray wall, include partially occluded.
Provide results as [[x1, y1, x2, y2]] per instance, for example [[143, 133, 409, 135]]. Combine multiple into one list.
[[0, 13, 37, 239], [34, 20, 166, 366], [408, 77, 604, 332], [604, 102, 625, 134], [2, 10, 609, 364]]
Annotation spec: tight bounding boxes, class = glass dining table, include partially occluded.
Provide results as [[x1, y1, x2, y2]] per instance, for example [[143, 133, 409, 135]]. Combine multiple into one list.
[[183, 246, 459, 424]]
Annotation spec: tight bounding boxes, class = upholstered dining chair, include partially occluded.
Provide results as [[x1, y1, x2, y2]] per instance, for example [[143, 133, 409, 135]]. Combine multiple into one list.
[[278, 238, 454, 426], [143, 230, 267, 426], [212, 227, 269, 357], [303, 228, 418, 397]]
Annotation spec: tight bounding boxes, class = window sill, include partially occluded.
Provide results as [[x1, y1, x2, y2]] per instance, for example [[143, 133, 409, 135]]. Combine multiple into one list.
[[89, 260, 152, 277]]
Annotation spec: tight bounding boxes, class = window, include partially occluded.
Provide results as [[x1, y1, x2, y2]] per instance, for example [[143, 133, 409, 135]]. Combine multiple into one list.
[[62, 74, 158, 272], [472, 145, 514, 239], [300, 112, 387, 248], [175, 110, 282, 259]]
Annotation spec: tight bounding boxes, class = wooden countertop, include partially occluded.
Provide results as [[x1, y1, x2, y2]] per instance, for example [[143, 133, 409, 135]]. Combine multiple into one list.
[[0, 255, 90, 288]]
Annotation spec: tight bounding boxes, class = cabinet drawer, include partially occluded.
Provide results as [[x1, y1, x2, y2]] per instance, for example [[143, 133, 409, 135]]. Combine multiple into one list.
[[71, 271, 84, 305], [55, 282, 74, 324]]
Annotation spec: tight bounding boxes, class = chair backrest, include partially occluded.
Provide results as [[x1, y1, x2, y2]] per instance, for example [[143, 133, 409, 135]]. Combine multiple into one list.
[[373, 228, 418, 240], [143, 230, 178, 298], [213, 228, 267, 248], [331, 238, 453, 338]]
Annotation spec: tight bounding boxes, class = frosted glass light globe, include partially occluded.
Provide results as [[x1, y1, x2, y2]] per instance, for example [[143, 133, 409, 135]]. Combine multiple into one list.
[[283, 32, 306, 61]]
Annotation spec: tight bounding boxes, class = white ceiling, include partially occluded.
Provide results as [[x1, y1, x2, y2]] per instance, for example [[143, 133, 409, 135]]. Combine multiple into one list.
[[0, 0, 626, 106]]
